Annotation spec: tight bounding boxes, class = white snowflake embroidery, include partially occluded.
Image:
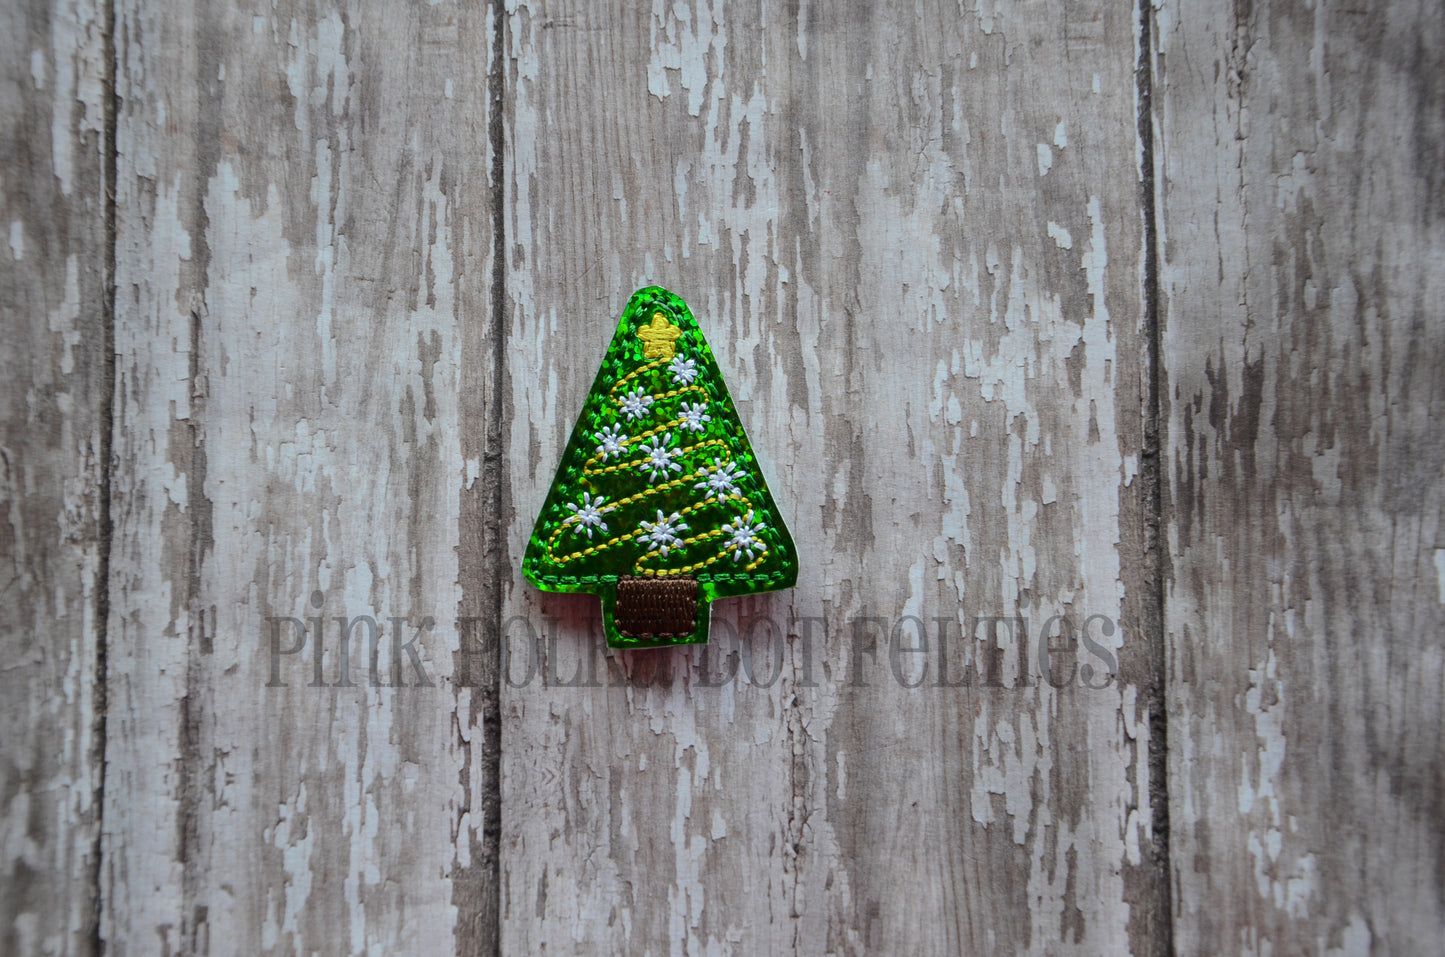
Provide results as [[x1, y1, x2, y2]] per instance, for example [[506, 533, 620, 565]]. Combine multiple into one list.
[[639, 509, 688, 556], [619, 387, 655, 420], [694, 459, 742, 498], [594, 423, 629, 460], [638, 433, 683, 482], [678, 400, 712, 432], [668, 355, 699, 385], [562, 492, 611, 538], [721, 509, 766, 562]]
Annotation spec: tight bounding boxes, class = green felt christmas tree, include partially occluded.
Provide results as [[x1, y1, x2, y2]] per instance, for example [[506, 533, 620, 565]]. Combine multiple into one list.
[[522, 287, 798, 649]]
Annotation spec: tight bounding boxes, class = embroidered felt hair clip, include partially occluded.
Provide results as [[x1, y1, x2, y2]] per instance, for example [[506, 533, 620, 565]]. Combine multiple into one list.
[[522, 287, 798, 649]]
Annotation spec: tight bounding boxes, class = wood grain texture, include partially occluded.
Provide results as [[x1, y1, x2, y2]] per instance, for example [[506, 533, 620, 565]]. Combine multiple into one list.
[[501, 2, 1163, 953], [104, 1, 497, 953], [11, 0, 1438, 952], [1155, 0, 1445, 952], [0, 1, 108, 953]]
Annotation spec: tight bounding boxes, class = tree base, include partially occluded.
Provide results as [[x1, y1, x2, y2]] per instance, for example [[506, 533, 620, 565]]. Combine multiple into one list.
[[615, 575, 699, 641]]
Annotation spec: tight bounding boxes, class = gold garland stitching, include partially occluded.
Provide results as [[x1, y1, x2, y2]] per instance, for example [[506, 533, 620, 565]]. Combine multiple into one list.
[[545, 352, 763, 574]]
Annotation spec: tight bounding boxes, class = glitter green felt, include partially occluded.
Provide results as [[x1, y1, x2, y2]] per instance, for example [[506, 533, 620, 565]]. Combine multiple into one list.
[[521, 287, 798, 649]]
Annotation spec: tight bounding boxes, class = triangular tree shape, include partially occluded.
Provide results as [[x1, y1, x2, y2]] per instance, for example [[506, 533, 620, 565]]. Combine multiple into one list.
[[522, 287, 798, 649]]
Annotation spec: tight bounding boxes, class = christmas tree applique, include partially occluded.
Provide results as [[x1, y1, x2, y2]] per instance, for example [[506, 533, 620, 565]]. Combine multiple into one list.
[[522, 287, 798, 649]]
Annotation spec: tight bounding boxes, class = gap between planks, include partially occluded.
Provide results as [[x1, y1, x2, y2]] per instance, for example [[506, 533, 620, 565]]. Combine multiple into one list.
[[1135, 0, 1176, 953]]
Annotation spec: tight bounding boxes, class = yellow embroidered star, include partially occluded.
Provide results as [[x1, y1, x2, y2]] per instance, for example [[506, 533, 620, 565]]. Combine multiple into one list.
[[637, 311, 682, 360]]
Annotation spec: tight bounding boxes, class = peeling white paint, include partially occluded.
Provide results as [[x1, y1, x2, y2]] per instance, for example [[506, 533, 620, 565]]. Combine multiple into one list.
[[18, 0, 1425, 953], [47, 257, 81, 376]]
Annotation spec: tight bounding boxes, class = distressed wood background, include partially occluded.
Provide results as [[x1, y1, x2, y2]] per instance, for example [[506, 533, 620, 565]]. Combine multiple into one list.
[[2, 0, 1440, 955]]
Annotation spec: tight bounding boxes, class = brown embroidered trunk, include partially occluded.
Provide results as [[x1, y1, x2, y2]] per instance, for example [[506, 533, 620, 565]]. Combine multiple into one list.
[[615, 575, 699, 639]]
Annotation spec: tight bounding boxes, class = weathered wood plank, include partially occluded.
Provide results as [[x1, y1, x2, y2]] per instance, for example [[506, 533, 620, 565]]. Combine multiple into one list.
[[502, 1, 1162, 953], [501, 4, 797, 952], [0, 1, 108, 953], [1155, 0, 1445, 951], [104, 1, 497, 952]]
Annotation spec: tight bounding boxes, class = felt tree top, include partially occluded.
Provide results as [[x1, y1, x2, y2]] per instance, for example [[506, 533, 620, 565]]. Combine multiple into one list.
[[522, 287, 798, 649]]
